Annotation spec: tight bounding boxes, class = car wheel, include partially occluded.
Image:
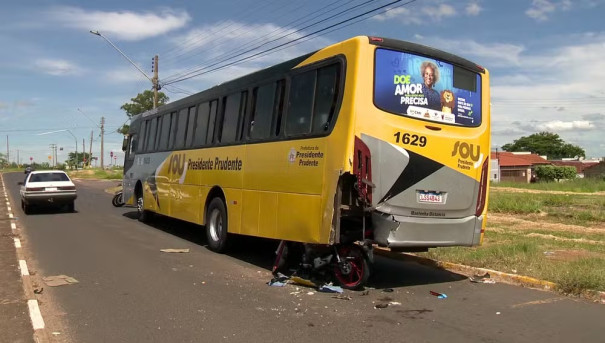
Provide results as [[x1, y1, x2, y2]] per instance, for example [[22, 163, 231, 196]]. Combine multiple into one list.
[[67, 202, 75, 213], [206, 198, 229, 253], [22, 201, 30, 215], [137, 192, 149, 222]]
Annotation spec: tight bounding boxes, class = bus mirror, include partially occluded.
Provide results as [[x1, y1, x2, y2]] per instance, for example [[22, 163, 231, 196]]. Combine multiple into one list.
[[122, 136, 128, 152]]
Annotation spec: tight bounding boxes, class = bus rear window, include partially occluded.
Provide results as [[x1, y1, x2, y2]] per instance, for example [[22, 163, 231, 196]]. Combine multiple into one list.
[[374, 48, 482, 127]]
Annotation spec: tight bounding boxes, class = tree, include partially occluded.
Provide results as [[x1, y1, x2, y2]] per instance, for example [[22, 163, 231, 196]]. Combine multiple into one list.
[[535, 165, 577, 182], [0, 152, 7, 167], [501, 132, 585, 159], [67, 152, 91, 169], [117, 90, 169, 135]]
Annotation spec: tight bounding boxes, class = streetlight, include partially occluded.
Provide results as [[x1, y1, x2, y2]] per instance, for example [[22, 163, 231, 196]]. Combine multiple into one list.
[[38, 129, 79, 170], [89, 30, 159, 108]]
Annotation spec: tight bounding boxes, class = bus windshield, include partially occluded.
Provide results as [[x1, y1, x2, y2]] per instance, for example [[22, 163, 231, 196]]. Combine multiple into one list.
[[373, 48, 482, 127]]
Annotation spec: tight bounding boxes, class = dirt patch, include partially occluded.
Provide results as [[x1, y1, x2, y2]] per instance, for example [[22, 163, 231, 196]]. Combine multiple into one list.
[[489, 213, 605, 234], [526, 233, 605, 246], [542, 249, 603, 262], [491, 187, 605, 196]]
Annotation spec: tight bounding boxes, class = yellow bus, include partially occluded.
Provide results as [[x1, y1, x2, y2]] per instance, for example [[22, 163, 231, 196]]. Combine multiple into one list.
[[122, 36, 490, 288]]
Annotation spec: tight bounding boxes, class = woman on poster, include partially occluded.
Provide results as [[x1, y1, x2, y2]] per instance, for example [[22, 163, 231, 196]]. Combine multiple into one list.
[[420, 61, 441, 111]]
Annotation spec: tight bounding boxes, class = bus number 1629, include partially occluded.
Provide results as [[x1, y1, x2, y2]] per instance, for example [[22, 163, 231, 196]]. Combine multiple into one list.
[[394, 132, 427, 147]]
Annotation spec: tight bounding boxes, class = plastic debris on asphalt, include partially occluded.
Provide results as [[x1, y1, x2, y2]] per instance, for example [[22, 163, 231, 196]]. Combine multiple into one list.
[[43, 275, 79, 287], [470, 272, 496, 284], [429, 291, 447, 299], [318, 284, 343, 293], [160, 249, 190, 253], [289, 276, 317, 288]]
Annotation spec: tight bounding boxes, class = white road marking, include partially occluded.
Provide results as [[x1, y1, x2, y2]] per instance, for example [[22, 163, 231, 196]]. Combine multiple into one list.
[[9, 213, 14, 219], [14, 238, 21, 248], [19, 260, 29, 276], [27, 300, 45, 330], [11, 222, 17, 230]]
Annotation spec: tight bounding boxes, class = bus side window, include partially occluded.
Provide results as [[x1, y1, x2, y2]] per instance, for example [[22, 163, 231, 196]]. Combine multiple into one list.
[[207, 100, 218, 145], [174, 108, 188, 150], [286, 70, 315, 136], [137, 120, 147, 153], [130, 134, 138, 156], [185, 106, 197, 148], [220, 92, 242, 143], [312, 64, 340, 133], [273, 79, 285, 137], [249, 83, 276, 140], [168, 111, 178, 149], [157, 113, 172, 151], [194, 102, 210, 147], [237, 90, 248, 141], [145, 118, 158, 152]]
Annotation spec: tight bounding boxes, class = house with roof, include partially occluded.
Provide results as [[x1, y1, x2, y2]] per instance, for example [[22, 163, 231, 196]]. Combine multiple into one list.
[[549, 159, 601, 178], [490, 151, 551, 183], [583, 161, 605, 179]]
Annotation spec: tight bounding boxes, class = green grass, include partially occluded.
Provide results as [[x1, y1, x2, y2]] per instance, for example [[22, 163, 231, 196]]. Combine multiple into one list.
[[419, 230, 605, 292], [66, 168, 123, 180], [488, 192, 605, 226], [492, 178, 605, 193]]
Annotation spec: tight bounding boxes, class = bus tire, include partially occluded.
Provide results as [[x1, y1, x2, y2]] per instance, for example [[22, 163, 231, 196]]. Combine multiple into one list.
[[206, 198, 229, 253], [137, 191, 150, 222]]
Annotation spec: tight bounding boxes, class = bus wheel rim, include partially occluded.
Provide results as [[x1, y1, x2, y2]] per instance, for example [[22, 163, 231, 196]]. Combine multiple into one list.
[[209, 209, 222, 242]]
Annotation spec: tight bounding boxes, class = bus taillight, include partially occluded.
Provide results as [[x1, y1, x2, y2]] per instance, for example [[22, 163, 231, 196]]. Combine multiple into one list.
[[354, 137, 373, 204], [475, 157, 489, 216]]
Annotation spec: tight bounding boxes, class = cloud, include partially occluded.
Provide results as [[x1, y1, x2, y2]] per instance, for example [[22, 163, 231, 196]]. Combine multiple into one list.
[[537, 120, 595, 131], [372, 3, 456, 24], [161, 21, 333, 85], [419, 37, 525, 66], [466, 2, 482, 16], [33, 59, 83, 76], [526, 0, 556, 21], [372, 7, 420, 24], [46, 6, 190, 41], [525, 0, 577, 21]]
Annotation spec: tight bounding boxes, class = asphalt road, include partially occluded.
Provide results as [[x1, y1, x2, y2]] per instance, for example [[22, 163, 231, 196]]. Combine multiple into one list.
[[3, 172, 604, 343]]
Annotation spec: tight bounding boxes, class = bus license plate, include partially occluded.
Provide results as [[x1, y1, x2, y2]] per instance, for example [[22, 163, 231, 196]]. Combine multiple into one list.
[[417, 191, 445, 204]]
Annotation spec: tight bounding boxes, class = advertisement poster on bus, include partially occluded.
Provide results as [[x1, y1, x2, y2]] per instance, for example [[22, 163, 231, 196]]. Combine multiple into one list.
[[374, 48, 482, 127]]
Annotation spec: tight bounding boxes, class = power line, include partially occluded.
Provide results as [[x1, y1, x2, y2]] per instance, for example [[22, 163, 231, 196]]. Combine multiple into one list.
[[164, 0, 415, 85], [162, 0, 382, 84]]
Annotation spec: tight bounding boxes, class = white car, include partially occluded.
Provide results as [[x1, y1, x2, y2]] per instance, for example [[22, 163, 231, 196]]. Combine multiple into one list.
[[20, 170, 77, 214]]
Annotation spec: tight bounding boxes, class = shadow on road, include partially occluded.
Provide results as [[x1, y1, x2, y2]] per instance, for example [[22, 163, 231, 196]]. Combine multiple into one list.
[[122, 210, 467, 290]]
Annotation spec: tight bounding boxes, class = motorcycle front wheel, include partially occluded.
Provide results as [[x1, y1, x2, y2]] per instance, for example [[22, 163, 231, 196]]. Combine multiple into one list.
[[333, 244, 370, 290]]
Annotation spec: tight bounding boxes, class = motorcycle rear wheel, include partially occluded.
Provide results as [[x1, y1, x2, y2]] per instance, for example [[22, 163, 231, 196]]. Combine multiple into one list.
[[333, 245, 370, 290]]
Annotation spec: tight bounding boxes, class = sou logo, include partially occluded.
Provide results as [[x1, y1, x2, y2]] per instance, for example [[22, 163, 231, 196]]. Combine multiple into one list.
[[168, 153, 186, 176], [451, 141, 481, 162]]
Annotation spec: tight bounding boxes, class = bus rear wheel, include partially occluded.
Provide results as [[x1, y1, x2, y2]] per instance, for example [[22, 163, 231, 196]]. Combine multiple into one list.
[[206, 198, 229, 253]]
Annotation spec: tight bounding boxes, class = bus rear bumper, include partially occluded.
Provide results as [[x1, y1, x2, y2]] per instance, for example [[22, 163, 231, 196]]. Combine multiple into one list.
[[372, 212, 483, 249]]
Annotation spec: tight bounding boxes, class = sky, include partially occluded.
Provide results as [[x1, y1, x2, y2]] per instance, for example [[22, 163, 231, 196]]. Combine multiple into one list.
[[1, 0, 604, 167]]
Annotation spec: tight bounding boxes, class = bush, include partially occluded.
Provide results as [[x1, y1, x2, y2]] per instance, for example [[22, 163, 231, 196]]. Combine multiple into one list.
[[536, 165, 577, 182]]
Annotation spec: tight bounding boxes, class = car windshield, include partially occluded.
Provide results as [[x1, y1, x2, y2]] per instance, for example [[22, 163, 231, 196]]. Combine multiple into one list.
[[29, 173, 70, 183]]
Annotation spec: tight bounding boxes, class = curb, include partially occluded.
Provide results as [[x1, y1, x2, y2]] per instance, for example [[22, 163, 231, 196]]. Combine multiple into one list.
[[374, 247, 605, 304]]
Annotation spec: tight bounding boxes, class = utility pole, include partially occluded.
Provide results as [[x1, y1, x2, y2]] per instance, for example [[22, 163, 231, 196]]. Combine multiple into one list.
[[6, 136, 9, 166], [100, 117, 105, 169], [49, 144, 56, 167], [82, 138, 86, 168], [89, 131, 93, 168], [152, 55, 159, 109]]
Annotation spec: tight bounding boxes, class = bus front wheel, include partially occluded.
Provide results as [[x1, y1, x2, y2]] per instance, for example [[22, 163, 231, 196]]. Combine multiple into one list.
[[137, 191, 149, 222], [206, 198, 229, 253]]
